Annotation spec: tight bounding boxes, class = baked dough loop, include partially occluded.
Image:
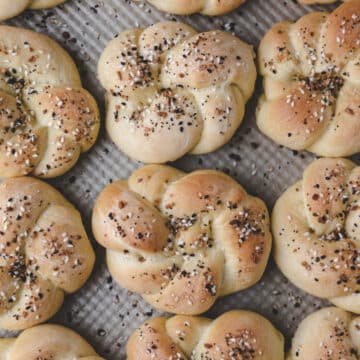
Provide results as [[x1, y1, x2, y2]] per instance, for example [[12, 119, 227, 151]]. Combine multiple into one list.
[[288, 307, 360, 360], [133, 0, 246, 16], [98, 21, 256, 163], [273, 158, 360, 314], [257, 1, 360, 157], [0, 177, 95, 330], [0, 26, 99, 178], [92, 165, 272, 315], [0, 324, 103, 359], [0, 1, 65, 21], [126, 310, 285, 360]]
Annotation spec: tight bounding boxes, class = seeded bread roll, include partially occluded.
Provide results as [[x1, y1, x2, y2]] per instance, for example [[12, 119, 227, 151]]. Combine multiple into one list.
[[0, 324, 104, 359], [288, 307, 360, 360], [133, 0, 245, 15], [0, 26, 99, 178], [98, 21, 256, 163], [127, 310, 285, 360], [273, 158, 360, 314], [0, 1, 65, 22], [257, 1, 360, 157], [92, 165, 272, 315], [0, 177, 95, 330]]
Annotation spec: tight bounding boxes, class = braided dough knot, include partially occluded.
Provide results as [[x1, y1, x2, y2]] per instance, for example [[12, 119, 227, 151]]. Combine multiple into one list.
[[288, 307, 360, 360], [0, 1, 65, 21], [273, 158, 360, 314], [126, 310, 285, 360], [0, 177, 95, 330], [135, 0, 246, 16], [92, 165, 272, 314], [98, 21, 256, 163], [0, 324, 103, 359], [0, 26, 99, 178], [257, 1, 360, 157]]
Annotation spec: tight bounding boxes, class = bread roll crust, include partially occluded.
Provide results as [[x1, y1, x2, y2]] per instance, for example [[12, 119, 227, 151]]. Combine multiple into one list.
[[0, 1, 65, 22], [0, 26, 99, 178], [288, 307, 360, 360], [98, 21, 256, 163], [0, 324, 103, 359], [134, 0, 245, 16], [257, 1, 360, 157], [127, 310, 285, 360], [0, 177, 95, 330], [92, 164, 272, 315], [273, 158, 360, 314]]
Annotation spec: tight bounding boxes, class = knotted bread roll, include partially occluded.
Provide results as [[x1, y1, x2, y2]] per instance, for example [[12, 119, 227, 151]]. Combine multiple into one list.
[[257, 1, 360, 157], [127, 310, 285, 360], [0, 177, 95, 330], [133, 0, 245, 15], [92, 165, 272, 315], [0, 1, 65, 21], [0, 324, 103, 359], [288, 307, 360, 360], [98, 21, 256, 163], [273, 158, 360, 314], [0, 26, 99, 178]]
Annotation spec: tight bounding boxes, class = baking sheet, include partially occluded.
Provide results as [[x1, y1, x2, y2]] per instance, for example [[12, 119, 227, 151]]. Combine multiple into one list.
[[1, 0, 348, 358]]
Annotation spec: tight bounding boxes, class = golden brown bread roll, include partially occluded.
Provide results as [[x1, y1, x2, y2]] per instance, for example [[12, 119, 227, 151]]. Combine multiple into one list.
[[127, 310, 285, 360], [0, 1, 65, 22], [133, 0, 245, 15], [92, 164, 272, 315], [288, 307, 360, 360], [273, 158, 360, 314], [0, 324, 104, 359], [98, 21, 256, 163], [257, 1, 360, 157], [0, 26, 99, 178], [0, 177, 95, 330]]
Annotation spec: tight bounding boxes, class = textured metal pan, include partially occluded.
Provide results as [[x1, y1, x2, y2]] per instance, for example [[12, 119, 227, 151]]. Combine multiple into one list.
[[1, 0, 347, 358]]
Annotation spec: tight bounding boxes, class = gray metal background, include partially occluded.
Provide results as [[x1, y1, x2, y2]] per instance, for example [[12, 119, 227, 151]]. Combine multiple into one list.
[[1, 0, 352, 358]]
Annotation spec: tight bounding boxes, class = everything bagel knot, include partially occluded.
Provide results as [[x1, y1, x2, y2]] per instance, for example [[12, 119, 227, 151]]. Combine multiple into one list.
[[288, 307, 360, 360], [126, 310, 285, 360], [92, 165, 272, 315], [0, 177, 95, 330], [0, 26, 99, 178], [273, 158, 360, 314], [0, 1, 66, 22], [257, 1, 360, 157], [98, 21, 256, 163], [0, 324, 103, 359], [133, 0, 246, 16]]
